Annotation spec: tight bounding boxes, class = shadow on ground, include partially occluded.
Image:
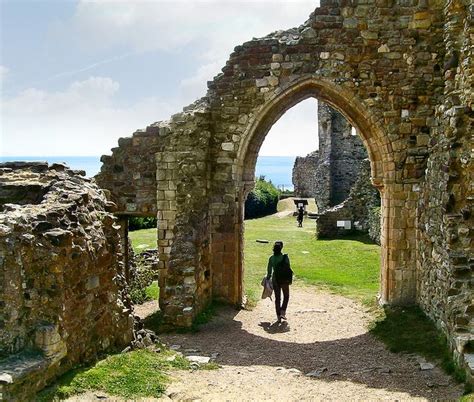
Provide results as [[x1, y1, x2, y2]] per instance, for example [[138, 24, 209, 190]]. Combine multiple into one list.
[[159, 304, 461, 400]]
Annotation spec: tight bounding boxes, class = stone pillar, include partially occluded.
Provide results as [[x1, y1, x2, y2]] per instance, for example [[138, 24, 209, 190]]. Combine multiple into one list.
[[380, 182, 418, 305], [210, 191, 241, 305]]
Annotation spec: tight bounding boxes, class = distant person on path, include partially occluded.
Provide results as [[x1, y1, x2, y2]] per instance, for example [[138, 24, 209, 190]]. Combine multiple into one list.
[[297, 206, 304, 227], [266, 241, 293, 323]]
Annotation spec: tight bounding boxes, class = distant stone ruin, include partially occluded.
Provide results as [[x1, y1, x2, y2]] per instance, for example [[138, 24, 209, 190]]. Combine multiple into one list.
[[292, 102, 380, 238], [0, 162, 134, 399]]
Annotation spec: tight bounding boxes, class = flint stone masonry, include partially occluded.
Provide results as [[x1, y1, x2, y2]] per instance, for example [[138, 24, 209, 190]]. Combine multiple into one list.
[[314, 159, 380, 238], [98, 1, 473, 384], [0, 163, 134, 400]]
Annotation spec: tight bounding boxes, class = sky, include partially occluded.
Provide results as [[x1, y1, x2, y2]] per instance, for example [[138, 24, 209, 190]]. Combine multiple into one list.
[[0, 0, 320, 157]]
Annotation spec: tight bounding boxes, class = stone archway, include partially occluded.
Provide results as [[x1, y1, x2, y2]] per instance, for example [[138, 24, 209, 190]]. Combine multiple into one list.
[[231, 77, 400, 309]]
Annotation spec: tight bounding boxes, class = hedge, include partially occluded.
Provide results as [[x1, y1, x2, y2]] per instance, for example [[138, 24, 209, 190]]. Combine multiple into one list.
[[245, 177, 280, 219]]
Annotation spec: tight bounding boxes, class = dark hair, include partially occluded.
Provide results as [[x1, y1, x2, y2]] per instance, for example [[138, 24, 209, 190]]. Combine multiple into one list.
[[273, 241, 283, 255]]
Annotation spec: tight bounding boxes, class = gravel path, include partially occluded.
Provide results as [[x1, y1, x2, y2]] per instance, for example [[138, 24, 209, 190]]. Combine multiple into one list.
[[160, 287, 463, 401]]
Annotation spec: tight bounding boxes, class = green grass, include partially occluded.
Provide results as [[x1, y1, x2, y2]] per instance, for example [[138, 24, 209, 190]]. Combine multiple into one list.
[[128, 215, 380, 306], [143, 301, 221, 334], [244, 215, 380, 305], [370, 306, 470, 389], [145, 281, 159, 300], [37, 349, 190, 400], [129, 228, 157, 251]]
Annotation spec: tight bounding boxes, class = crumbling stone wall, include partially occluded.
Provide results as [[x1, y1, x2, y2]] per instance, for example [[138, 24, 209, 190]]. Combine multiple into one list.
[[98, 0, 472, 383], [416, 0, 473, 382], [293, 102, 377, 231], [328, 106, 367, 206], [315, 159, 380, 237], [0, 162, 134, 399], [292, 151, 323, 200], [293, 102, 367, 211], [97, 129, 161, 216]]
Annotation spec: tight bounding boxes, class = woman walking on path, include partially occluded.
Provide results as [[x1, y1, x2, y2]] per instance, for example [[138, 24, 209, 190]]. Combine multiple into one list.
[[266, 241, 293, 323]]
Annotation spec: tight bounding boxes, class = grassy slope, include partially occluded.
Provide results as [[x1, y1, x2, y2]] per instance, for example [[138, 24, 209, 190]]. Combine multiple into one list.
[[276, 197, 318, 213], [244, 215, 380, 304]]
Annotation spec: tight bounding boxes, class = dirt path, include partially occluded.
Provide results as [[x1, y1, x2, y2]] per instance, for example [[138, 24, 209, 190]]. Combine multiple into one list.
[[160, 287, 462, 401]]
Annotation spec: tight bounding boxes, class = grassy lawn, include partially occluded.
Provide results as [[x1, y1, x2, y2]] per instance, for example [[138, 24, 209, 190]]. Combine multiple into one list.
[[38, 349, 191, 400], [128, 216, 381, 305], [244, 215, 380, 305], [146, 281, 159, 299], [129, 228, 157, 251]]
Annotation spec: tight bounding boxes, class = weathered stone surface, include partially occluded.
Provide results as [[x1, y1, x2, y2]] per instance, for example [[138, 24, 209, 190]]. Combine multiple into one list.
[[97, 1, 473, 385], [292, 102, 370, 211], [314, 160, 380, 238], [0, 163, 134, 399]]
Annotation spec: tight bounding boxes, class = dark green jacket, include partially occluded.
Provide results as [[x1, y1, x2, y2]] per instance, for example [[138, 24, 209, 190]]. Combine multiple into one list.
[[266, 253, 291, 283]]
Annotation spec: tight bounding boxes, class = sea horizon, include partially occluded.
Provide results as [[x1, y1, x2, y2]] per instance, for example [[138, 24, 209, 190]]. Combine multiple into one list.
[[0, 155, 296, 190]]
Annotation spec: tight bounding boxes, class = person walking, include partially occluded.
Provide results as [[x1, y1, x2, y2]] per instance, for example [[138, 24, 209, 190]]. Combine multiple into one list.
[[297, 206, 304, 227], [266, 241, 293, 323]]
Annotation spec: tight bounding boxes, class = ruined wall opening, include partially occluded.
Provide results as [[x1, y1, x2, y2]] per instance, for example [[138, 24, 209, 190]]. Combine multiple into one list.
[[127, 216, 160, 309], [235, 78, 394, 306], [112, 213, 160, 315]]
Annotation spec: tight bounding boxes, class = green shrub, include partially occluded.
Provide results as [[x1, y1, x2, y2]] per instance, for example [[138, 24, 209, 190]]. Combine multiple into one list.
[[129, 257, 155, 304], [368, 206, 381, 245], [129, 217, 157, 231], [245, 177, 280, 219]]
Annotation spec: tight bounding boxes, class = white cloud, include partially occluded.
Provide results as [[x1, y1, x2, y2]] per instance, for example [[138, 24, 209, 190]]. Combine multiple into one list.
[[178, 60, 222, 101], [260, 98, 319, 156], [1, 1, 322, 157], [173, 1, 320, 109], [0, 76, 180, 156], [69, 0, 318, 54], [64, 0, 319, 93]]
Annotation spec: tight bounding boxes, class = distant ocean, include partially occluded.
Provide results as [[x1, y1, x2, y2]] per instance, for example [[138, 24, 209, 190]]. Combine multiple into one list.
[[0, 155, 296, 190]]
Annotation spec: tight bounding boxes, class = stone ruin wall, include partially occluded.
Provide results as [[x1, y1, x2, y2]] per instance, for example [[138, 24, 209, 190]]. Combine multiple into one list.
[[315, 159, 380, 237], [327, 104, 368, 206], [0, 163, 134, 399], [416, 0, 473, 379], [97, 102, 214, 327], [97, 0, 472, 383], [292, 151, 320, 200], [292, 101, 379, 237]]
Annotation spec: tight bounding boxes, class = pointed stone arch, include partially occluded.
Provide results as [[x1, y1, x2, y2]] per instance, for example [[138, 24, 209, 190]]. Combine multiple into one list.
[[237, 77, 392, 190], [228, 77, 398, 309]]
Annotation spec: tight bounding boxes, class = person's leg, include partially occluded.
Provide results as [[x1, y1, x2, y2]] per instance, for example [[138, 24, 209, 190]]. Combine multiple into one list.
[[280, 283, 290, 318], [273, 281, 282, 320]]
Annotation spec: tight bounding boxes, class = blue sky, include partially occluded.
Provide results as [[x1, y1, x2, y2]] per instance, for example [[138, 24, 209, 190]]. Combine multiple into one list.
[[1, 0, 320, 157]]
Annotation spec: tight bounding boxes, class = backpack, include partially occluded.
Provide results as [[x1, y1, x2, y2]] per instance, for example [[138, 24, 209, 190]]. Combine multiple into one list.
[[275, 254, 293, 285]]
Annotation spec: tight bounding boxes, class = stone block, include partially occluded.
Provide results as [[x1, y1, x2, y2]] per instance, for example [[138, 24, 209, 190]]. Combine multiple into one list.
[[86, 276, 100, 290], [361, 30, 378, 40]]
